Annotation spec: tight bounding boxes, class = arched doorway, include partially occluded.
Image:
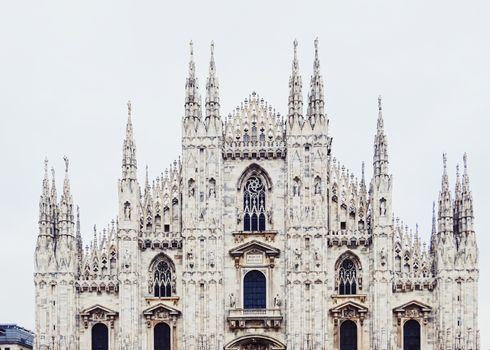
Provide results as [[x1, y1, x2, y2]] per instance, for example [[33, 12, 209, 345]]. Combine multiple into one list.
[[243, 270, 266, 309], [403, 320, 421, 350], [91, 323, 108, 350], [340, 320, 357, 350], [154, 322, 171, 350], [224, 335, 286, 350]]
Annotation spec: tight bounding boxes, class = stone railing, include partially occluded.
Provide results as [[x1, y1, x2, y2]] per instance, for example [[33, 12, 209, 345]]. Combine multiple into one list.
[[227, 308, 282, 329], [223, 140, 286, 160]]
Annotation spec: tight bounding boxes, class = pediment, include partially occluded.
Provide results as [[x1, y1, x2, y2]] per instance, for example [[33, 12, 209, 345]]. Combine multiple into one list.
[[330, 301, 368, 314], [80, 304, 118, 317], [80, 304, 118, 328], [393, 300, 432, 313], [143, 303, 181, 317], [229, 240, 280, 257]]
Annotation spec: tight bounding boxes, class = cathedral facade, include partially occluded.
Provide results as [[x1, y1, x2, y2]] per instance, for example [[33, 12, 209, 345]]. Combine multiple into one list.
[[34, 40, 480, 350]]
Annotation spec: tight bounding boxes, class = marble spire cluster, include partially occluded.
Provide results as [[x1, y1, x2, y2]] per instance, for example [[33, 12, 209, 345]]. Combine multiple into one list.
[[34, 40, 479, 350]]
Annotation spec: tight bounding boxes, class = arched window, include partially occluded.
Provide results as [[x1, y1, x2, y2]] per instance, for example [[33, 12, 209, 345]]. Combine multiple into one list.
[[152, 260, 173, 297], [154, 322, 171, 350], [92, 323, 108, 350], [338, 258, 357, 295], [403, 320, 421, 350], [243, 270, 266, 309], [243, 177, 266, 232], [340, 320, 357, 350]]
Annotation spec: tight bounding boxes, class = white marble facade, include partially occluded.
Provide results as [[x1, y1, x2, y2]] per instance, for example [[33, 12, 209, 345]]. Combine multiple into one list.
[[34, 40, 480, 350]]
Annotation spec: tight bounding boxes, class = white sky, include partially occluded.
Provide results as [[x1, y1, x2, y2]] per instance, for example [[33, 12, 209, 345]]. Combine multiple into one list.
[[1, 0, 489, 347]]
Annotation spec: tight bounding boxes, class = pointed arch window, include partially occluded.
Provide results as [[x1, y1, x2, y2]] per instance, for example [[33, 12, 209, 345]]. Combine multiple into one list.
[[243, 176, 266, 232], [338, 258, 357, 295], [152, 260, 173, 297]]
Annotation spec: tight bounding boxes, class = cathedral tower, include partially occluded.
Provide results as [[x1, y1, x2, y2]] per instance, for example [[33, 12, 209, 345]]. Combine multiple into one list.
[[117, 101, 142, 348], [181, 42, 225, 349], [34, 158, 78, 349], [369, 97, 394, 349]]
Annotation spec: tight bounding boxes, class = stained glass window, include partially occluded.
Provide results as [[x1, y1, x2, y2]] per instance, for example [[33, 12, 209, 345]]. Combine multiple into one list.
[[338, 259, 357, 295], [243, 177, 266, 232], [153, 261, 172, 297]]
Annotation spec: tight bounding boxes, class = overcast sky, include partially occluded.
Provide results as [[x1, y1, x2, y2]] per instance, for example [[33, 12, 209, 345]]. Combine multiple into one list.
[[1, 0, 489, 347]]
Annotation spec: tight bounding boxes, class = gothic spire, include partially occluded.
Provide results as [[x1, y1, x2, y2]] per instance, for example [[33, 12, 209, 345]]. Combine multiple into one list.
[[288, 39, 303, 129], [454, 163, 463, 235], [62, 156, 72, 199], [359, 161, 367, 194], [373, 96, 389, 178], [50, 166, 57, 202], [205, 41, 220, 118], [205, 41, 221, 136], [185, 41, 202, 121], [76, 205, 83, 274], [461, 153, 474, 231], [59, 156, 74, 231], [122, 100, 137, 180], [38, 158, 51, 232], [438, 153, 453, 234], [430, 201, 437, 253], [306, 38, 325, 128]]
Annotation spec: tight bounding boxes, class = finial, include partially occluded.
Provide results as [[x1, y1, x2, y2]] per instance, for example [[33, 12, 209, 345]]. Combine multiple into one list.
[[442, 153, 447, 171], [51, 167, 55, 181], [210, 40, 214, 58], [314, 37, 319, 58], [44, 157, 49, 177], [63, 155, 69, 174], [361, 161, 365, 180], [127, 100, 132, 117], [189, 40, 194, 57], [456, 163, 460, 179], [378, 95, 382, 111], [463, 152, 468, 172], [293, 39, 298, 56]]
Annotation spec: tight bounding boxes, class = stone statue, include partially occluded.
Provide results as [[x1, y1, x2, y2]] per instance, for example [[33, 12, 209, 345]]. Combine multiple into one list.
[[236, 208, 242, 224], [267, 209, 273, 225], [229, 293, 236, 307], [274, 294, 281, 307], [380, 248, 386, 266], [123, 249, 131, 270], [124, 202, 131, 220]]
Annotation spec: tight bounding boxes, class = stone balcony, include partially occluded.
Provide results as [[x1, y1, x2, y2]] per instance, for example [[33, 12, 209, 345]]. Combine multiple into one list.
[[227, 308, 283, 329]]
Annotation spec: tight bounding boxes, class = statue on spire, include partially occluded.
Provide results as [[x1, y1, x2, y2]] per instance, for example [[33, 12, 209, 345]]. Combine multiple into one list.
[[63, 155, 69, 174]]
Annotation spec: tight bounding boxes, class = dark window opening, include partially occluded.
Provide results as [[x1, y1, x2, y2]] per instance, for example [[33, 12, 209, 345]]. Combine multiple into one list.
[[154, 322, 171, 350], [340, 320, 357, 350], [403, 320, 421, 350], [243, 270, 266, 309], [92, 323, 108, 350]]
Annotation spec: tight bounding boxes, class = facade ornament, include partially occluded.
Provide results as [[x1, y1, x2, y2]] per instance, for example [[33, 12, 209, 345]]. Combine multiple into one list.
[[274, 294, 281, 307], [124, 202, 131, 220], [123, 249, 131, 270]]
